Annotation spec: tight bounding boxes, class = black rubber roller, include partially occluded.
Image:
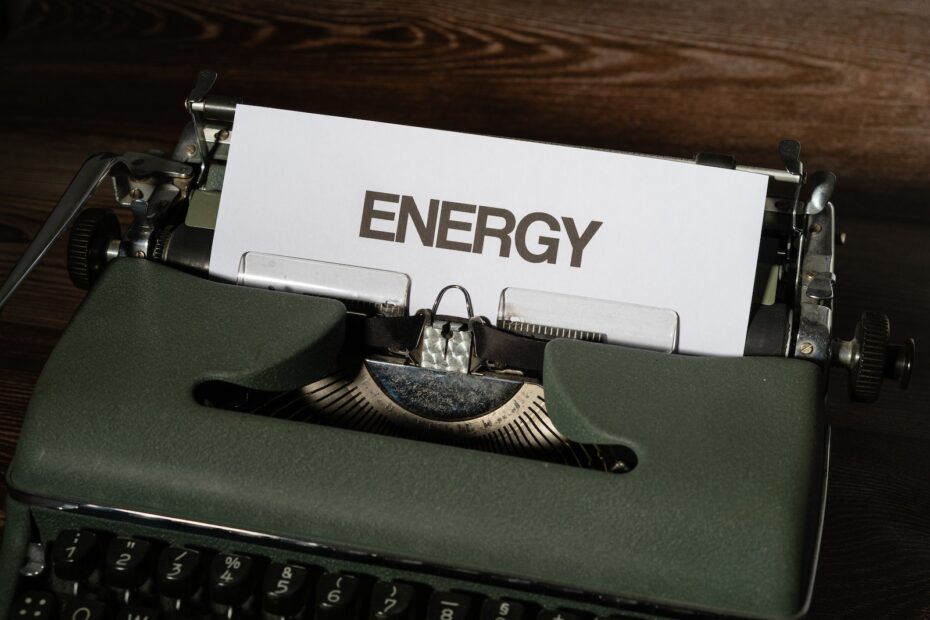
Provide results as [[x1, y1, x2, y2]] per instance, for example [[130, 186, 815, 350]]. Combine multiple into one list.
[[67, 207, 121, 290]]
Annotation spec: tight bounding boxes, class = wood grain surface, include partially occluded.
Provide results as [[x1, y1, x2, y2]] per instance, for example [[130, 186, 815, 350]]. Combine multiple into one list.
[[0, 1, 928, 617]]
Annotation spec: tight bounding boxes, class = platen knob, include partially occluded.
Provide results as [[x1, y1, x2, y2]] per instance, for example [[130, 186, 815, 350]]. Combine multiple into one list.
[[67, 207, 121, 290], [849, 312, 889, 403], [834, 312, 916, 403]]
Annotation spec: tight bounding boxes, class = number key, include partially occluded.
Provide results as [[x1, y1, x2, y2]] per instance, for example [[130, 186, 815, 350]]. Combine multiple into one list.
[[156, 546, 202, 599], [427, 592, 475, 620], [316, 573, 361, 620], [262, 562, 311, 615], [209, 552, 254, 606], [106, 537, 152, 590], [52, 529, 99, 581], [370, 581, 417, 620]]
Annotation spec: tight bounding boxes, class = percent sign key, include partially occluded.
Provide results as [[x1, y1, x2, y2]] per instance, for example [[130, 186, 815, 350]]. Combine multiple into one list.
[[210, 552, 255, 605]]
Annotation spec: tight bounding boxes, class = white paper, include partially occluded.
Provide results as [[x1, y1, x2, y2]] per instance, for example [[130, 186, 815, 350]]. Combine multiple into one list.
[[212, 105, 768, 356]]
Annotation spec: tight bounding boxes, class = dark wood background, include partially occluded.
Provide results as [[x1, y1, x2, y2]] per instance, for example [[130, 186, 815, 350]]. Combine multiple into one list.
[[0, 1, 928, 617]]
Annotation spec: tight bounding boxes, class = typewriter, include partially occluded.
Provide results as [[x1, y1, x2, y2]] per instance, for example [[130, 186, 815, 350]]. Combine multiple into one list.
[[0, 71, 915, 620]]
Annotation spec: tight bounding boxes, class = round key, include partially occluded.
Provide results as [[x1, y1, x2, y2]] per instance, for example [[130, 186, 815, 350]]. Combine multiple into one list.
[[62, 596, 107, 620], [209, 552, 254, 605], [426, 592, 475, 620], [113, 606, 159, 620], [481, 601, 529, 620], [537, 611, 582, 620], [105, 537, 152, 589], [12, 591, 57, 620], [371, 581, 417, 620], [157, 546, 202, 599], [52, 529, 99, 581], [262, 562, 310, 615], [316, 573, 361, 620]]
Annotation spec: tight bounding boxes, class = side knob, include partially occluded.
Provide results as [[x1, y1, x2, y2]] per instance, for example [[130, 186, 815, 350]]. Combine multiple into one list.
[[67, 208, 121, 290], [849, 312, 889, 403], [834, 312, 916, 403]]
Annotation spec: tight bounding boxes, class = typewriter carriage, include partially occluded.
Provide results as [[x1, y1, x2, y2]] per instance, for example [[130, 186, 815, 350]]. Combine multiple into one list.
[[0, 70, 912, 406]]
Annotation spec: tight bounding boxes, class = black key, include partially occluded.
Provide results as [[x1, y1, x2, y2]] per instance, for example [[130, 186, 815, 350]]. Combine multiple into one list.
[[370, 581, 417, 620], [115, 606, 160, 620], [11, 591, 56, 620], [209, 552, 254, 606], [106, 537, 153, 590], [52, 529, 99, 581], [426, 592, 476, 620], [263, 562, 311, 615], [481, 600, 528, 620], [62, 597, 107, 620], [537, 611, 582, 620], [316, 573, 362, 620], [156, 547, 202, 599]]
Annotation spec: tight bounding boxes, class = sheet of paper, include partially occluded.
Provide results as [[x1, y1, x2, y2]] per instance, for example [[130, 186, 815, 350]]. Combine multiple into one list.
[[212, 104, 768, 356]]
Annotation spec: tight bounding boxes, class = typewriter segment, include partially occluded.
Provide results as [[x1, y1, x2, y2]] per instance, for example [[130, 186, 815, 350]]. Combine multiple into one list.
[[0, 71, 917, 620], [9, 514, 647, 620]]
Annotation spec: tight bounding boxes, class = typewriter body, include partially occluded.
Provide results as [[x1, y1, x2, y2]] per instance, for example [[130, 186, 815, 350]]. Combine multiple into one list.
[[0, 72, 914, 620]]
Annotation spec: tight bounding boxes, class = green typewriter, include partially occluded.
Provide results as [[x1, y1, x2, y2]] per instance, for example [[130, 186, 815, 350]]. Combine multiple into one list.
[[0, 72, 915, 620]]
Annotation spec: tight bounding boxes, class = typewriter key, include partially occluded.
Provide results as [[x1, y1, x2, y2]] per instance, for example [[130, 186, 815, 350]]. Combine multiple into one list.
[[262, 562, 311, 615], [537, 610, 581, 620], [370, 581, 417, 620], [113, 605, 159, 620], [52, 529, 100, 582], [316, 573, 362, 620], [62, 597, 107, 620], [156, 546, 202, 599], [105, 537, 153, 590], [209, 552, 255, 606], [427, 592, 476, 620], [11, 592, 57, 620], [481, 600, 529, 620]]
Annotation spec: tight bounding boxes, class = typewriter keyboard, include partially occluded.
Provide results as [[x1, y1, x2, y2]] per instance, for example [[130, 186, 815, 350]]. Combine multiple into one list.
[[8, 512, 646, 620]]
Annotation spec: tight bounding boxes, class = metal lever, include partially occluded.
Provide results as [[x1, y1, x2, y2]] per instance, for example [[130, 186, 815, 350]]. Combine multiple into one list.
[[778, 139, 803, 177], [0, 153, 192, 312], [806, 171, 836, 215], [186, 69, 217, 185], [185, 69, 239, 185]]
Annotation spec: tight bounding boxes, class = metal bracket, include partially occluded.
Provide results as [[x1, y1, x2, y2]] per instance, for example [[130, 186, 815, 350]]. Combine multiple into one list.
[[415, 285, 476, 374], [793, 203, 835, 365], [0, 152, 192, 311], [186, 69, 218, 184]]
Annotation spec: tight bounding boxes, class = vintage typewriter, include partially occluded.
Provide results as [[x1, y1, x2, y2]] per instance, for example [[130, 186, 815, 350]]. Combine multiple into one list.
[[0, 71, 915, 620]]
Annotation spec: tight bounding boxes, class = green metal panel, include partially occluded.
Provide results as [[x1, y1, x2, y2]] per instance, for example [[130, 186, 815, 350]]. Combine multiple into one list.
[[3, 259, 825, 618]]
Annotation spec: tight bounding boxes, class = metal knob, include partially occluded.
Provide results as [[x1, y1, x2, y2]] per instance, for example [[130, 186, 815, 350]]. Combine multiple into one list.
[[67, 208, 121, 290], [834, 312, 915, 403]]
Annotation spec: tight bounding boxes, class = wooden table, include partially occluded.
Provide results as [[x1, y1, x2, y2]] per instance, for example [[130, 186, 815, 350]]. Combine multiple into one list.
[[1, 1, 928, 617]]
